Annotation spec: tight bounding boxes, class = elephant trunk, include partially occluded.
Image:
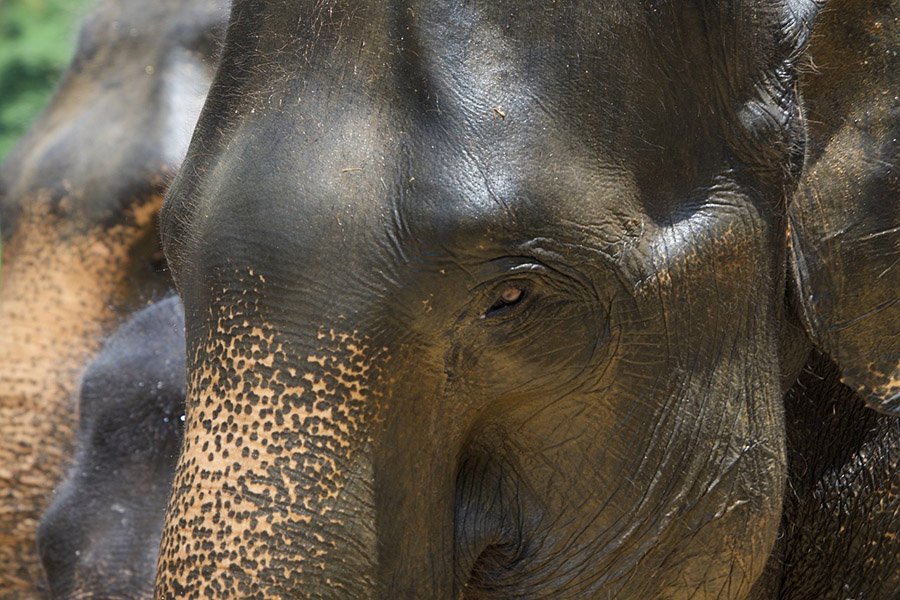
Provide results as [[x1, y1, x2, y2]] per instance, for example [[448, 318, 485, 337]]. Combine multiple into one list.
[[0, 266, 110, 596], [0, 202, 154, 597], [156, 310, 458, 598]]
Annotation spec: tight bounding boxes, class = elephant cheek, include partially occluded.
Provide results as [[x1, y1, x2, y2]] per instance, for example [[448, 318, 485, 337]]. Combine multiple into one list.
[[0, 195, 162, 596], [156, 314, 386, 598]]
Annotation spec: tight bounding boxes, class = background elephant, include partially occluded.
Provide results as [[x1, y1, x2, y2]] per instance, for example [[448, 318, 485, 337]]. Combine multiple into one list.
[[37, 296, 185, 600], [154, 0, 896, 598], [0, 0, 227, 595]]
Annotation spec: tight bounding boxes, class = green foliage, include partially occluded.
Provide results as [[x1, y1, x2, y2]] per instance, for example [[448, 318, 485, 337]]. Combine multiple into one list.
[[0, 0, 91, 161]]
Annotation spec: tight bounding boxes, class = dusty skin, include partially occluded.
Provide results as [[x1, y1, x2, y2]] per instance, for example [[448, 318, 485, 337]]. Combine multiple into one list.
[[0, 194, 164, 596]]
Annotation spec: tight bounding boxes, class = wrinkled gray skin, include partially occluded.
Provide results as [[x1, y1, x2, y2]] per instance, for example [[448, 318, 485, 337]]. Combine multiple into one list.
[[38, 296, 185, 600], [155, 0, 897, 598]]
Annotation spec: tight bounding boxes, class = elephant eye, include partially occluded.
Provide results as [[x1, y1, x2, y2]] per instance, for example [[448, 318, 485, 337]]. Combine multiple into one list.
[[149, 247, 168, 274], [483, 284, 527, 319]]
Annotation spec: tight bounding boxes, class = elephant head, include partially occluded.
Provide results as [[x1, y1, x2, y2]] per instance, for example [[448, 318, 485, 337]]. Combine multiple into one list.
[[37, 296, 186, 600], [155, 1, 895, 598], [0, 0, 227, 593]]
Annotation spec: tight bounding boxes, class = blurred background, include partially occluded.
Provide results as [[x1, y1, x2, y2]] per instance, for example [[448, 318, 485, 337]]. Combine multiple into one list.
[[0, 0, 90, 161]]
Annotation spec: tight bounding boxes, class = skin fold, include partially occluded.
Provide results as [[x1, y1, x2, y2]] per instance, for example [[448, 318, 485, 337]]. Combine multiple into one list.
[[0, 0, 227, 595], [152, 0, 895, 598], [37, 296, 186, 600]]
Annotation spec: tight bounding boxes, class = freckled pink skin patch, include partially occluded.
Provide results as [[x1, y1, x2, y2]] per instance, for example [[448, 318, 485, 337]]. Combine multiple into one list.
[[157, 270, 389, 598]]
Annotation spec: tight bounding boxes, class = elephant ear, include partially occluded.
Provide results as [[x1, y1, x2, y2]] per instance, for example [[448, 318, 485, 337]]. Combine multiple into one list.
[[788, 0, 899, 415]]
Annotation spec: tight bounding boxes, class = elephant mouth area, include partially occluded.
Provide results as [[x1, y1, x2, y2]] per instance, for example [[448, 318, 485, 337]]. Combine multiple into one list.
[[462, 542, 525, 595], [452, 446, 533, 597]]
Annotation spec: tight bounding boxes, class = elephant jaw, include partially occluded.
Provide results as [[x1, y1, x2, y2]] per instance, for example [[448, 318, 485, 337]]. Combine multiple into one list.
[[0, 198, 160, 597]]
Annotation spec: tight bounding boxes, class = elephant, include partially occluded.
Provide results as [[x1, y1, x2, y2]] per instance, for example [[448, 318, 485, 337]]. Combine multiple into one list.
[[154, 0, 898, 598], [0, 0, 227, 594], [37, 296, 186, 600]]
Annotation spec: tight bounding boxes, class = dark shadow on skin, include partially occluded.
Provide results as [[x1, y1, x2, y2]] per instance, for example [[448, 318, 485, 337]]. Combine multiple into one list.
[[37, 296, 185, 600], [750, 352, 900, 600]]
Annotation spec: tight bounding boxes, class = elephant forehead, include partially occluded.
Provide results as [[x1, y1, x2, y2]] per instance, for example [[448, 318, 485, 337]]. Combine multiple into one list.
[[165, 0, 800, 280], [176, 52, 654, 276]]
